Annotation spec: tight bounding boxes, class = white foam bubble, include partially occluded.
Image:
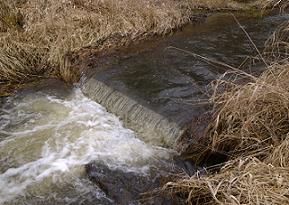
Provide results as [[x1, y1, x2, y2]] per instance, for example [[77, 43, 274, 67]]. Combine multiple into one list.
[[0, 88, 171, 204]]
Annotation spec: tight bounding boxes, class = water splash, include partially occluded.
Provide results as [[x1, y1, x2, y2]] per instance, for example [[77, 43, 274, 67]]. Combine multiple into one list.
[[0, 88, 171, 204], [81, 79, 184, 148]]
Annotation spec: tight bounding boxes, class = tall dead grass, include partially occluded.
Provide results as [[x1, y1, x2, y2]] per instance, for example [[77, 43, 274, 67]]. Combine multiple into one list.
[[0, 0, 193, 84], [165, 157, 289, 205], [207, 63, 289, 160], [265, 20, 289, 61], [162, 12, 289, 205], [0, 0, 193, 83], [264, 0, 289, 10], [0, 0, 279, 85], [164, 63, 289, 205]]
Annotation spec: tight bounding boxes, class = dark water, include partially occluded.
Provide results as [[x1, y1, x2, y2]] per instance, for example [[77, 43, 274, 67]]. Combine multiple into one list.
[[83, 13, 289, 131]]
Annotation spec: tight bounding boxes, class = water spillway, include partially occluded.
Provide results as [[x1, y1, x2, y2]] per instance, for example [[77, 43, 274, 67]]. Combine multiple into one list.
[[81, 13, 289, 149], [81, 79, 184, 147]]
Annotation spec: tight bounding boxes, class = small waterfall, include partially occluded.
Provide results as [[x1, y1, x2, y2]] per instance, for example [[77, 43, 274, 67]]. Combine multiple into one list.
[[81, 78, 184, 148]]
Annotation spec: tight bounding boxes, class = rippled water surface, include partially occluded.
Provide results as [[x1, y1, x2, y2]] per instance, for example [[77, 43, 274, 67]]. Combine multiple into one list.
[[87, 13, 289, 126]]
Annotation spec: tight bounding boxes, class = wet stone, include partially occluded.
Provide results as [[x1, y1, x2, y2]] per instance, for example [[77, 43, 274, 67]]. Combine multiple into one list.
[[85, 162, 186, 205]]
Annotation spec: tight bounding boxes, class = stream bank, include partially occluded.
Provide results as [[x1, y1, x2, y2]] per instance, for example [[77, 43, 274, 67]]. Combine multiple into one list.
[[1, 11, 289, 205], [0, 0, 283, 95]]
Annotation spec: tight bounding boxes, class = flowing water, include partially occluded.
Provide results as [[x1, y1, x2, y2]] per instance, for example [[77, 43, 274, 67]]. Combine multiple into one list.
[[82, 13, 289, 148], [0, 81, 173, 204], [1, 13, 289, 205]]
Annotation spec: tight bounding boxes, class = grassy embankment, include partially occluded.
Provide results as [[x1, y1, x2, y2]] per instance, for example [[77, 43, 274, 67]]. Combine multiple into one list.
[[162, 1, 289, 204], [0, 0, 277, 95]]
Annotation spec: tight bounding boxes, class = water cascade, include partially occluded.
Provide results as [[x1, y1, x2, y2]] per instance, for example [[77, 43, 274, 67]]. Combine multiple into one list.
[[81, 78, 184, 147]]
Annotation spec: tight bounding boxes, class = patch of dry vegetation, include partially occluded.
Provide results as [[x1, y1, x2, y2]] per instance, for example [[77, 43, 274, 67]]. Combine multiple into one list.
[[162, 5, 289, 205], [207, 63, 289, 160], [0, 0, 204, 84], [165, 157, 289, 205], [264, 0, 289, 10], [0, 0, 279, 86], [265, 20, 289, 61], [164, 62, 289, 204]]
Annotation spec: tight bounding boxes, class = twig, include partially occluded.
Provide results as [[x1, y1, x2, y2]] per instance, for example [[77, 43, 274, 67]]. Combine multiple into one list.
[[231, 13, 269, 67], [166, 46, 256, 80]]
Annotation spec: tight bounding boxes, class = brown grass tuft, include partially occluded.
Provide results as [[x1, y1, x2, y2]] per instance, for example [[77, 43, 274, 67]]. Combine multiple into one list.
[[265, 20, 289, 61], [0, 1, 24, 32], [265, 134, 289, 167], [263, 0, 289, 10], [205, 63, 289, 160], [165, 63, 289, 205], [164, 157, 289, 205]]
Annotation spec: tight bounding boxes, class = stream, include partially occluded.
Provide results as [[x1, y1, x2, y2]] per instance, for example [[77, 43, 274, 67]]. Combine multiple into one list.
[[0, 80, 175, 204], [0, 13, 289, 205]]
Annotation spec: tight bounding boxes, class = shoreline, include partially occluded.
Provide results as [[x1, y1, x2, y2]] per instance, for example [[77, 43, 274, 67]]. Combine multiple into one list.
[[0, 0, 280, 96]]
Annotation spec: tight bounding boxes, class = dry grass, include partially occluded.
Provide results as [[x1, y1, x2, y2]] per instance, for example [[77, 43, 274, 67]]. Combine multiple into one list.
[[207, 63, 289, 160], [264, 0, 289, 10], [0, 0, 279, 86], [265, 134, 289, 167], [163, 63, 289, 205], [161, 10, 289, 205], [176, 62, 289, 162], [165, 157, 289, 205], [265, 20, 289, 61]]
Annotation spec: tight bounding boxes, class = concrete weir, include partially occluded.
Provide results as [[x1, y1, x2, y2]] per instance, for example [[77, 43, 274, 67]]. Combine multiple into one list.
[[81, 78, 184, 147], [80, 13, 288, 149]]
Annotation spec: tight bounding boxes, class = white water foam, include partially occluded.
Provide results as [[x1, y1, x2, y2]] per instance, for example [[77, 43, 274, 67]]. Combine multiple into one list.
[[0, 88, 171, 204]]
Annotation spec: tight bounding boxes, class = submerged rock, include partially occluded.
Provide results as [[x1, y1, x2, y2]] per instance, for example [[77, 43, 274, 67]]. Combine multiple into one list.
[[85, 162, 186, 205]]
